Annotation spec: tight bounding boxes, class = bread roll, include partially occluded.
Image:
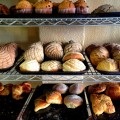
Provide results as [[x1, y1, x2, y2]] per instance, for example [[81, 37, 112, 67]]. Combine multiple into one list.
[[46, 91, 62, 104], [96, 58, 119, 72], [62, 52, 85, 62], [41, 60, 62, 72], [52, 83, 68, 94], [20, 60, 40, 72], [64, 95, 83, 109], [112, 49, 120, 61], [69, 83, 84, 94], [63, 59, 86, 72], [45, 42, 63, 60], [90, 46, 109, 66]]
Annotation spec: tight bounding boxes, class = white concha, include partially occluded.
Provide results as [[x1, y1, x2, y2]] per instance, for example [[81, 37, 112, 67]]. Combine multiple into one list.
[[24, 41, 44, 63]]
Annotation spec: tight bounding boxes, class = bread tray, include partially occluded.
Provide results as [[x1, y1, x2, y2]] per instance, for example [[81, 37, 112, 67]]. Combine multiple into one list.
[[21, 84, 88, 120]]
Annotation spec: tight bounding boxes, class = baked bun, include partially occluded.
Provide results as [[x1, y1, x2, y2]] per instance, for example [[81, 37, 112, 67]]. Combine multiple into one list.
[[88, 83, 106, 94], [112, 49, 120, 61], [90, 46, 109, 66], [41, 60, 62, 72], [0, 82, 4, 92], [64, 40, 82, 54], [52, 83, 68, 94], [62, 52, 85, 62], [96, 58, 119, 72], [46, 91, 62, 104], [69, 83, 84, 94], [20, 60, 40, 72], [63, 59, 86, 72], [24, 41, 44, 63], [45, 42, 63, 60], [34, 95, 50, 112], [64, 95, 83, 109], [0, 4, 9, 15]]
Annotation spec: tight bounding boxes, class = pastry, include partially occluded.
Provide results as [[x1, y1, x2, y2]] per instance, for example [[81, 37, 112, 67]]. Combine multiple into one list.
[[0, 43, 18, 69], [64, 95, 83, 108], [90, 94, 115, 116], [16, 0, 33, 14], [90, 46, 109, 66], [62, 52, 85, 62], [58, 0, 75, 14], [34, 0, 53, 14], [52, 83, 68, 94], [0, 82, 4, 92], [96, 58, 119, 72], [20, 82, 32, 93], [46, 91, 62, 104], [64, 40, 82, 54], [41, 60, 62, 72], [0, 3, 9, 15], [69, 83, 84, 94], [44, 42, 63, 60], [88, 83, 106, 94], [20, 60, 40, 72], [63, 59, 86, 72], [112, 49, 120, 61], [75, 0, 89, 14], [24, 41, 44, 63]]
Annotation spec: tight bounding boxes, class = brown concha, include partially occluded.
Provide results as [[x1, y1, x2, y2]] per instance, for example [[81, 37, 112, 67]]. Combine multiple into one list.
[[24, 41, 44, 63], [0, 43, 17, 69]]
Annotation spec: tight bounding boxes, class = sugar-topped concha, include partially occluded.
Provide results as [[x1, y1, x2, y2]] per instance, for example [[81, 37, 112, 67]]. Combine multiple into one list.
[[64, 40, 82, 54], [24, 41, 44, 63], [45, 42, 63, 60]]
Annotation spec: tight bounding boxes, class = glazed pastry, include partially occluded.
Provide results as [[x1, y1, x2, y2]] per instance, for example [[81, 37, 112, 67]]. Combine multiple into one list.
[[90, 46, 109, 66], [58, 0, 75, 14], [44, 42, 63, 60], [20, 82, 32, 93], [0, 3, 9, 15], [41, 60, 62, 72], [69, 83, 84, 94], [24, 41, 44, 63], [0, 43, 18, 69], [16, 0, 33, 14], [63, 59, 86, 72], [90, 94, 115, 116], [46, 91, 62, 104], [64, 95, 83, 108], [52, 83, 68, 94], [34, 95, 50, 112], [96, 58, 119, 72], [64, 40, 82, 54], [20, 60, 40, 72], [34, 0, 53, 14], [88, 83, 106, 94], [62, 52, 85, 62], [75, 0, 89, 14]]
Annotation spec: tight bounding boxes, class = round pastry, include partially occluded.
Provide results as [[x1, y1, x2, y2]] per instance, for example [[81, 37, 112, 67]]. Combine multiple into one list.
[[62, 52, 85, 62], [64, 95, 83, 108], [34, 0, 53, 14], [90, 46, 109, 66], [41, 60, 62, 72], [88, 83, 107, 94], [44, 42, 63, 60], [0, 4, 9, 15], [96, 58, 119, 72], [58, 0, 75, 14], [52, 83, 68, 94], [69, 83, 84, 94], [16, 0, 33, 14], [64, 40, 82, 54], [75, 0, 89, 14], [20, 60, 40, 72], [46, 91, 62, 104], [24, 41, 44, 63], [63, 59, 86, 72]]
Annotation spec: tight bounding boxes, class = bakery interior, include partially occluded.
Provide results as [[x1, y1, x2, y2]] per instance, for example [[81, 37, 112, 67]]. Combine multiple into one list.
[[0, 0, 120, 120]]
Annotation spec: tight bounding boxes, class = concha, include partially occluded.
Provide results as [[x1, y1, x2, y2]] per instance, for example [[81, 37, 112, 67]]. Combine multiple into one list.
[[64, 40, 82, 54], [45, 42, 63, 60], [0, 43, 18, 69], [24, 41, 44, 63]]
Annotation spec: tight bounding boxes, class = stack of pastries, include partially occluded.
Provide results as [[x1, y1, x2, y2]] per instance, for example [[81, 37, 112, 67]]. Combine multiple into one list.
[[86, 43, 120, 73], [34, 83, 84, 112], [20, 40, 86, 72]]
